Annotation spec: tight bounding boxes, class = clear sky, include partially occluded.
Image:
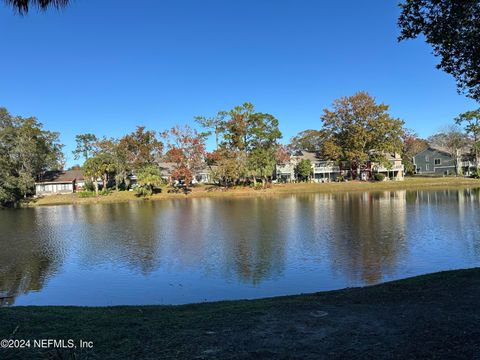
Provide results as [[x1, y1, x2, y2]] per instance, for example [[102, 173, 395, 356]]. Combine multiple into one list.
[[0, 0, 477, 166]]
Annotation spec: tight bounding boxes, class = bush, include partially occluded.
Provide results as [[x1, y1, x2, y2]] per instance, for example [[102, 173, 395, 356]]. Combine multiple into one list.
[[99, 188, 112, 196], [374, 173, 386, 181], [83, 180, 95, 192], [253, 183, 264, 190], [135, 186, 153, 197], [77, 191, 96, 198], [471, 169, 480, 179], [77, 189, 110, 198]]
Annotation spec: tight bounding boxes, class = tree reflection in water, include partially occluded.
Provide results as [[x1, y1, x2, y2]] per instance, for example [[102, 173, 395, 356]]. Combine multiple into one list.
[[0, 188, 479, 306]]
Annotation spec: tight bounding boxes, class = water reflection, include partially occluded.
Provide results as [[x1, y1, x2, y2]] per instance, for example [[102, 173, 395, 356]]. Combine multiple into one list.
[[326, 191, 408, 284], [0, 189, 479, 306], [0, 208, 66, 305]]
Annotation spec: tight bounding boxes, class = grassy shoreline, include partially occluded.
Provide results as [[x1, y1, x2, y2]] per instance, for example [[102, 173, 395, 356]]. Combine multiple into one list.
[[1, 268, 479, 359], [28, 176, 480, 207]]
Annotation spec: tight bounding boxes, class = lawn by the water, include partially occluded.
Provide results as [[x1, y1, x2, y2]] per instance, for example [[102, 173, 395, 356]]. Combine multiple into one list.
[[29, 176, 480, 207], [1, 268, 479, 359]]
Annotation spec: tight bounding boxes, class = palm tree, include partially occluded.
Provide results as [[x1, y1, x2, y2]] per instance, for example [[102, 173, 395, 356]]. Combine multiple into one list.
[[4, 0, 70, 14]]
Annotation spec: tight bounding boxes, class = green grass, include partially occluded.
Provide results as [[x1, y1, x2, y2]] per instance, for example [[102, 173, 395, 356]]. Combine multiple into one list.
[[27, 177, 480, 207], [1, 268, 480, 359]]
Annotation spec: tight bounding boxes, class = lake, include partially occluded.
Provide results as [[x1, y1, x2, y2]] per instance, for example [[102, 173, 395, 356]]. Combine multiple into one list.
[[1, 189, 480, 306]]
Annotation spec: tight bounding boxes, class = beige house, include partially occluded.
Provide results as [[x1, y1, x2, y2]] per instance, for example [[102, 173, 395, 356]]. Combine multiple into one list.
[[371, 153, 404, 181]]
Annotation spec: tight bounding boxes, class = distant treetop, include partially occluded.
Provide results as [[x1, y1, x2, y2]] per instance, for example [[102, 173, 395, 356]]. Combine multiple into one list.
[[4, 0, 70, 14]]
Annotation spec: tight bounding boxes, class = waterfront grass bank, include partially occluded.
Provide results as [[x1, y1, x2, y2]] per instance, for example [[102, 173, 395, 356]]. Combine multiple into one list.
[[1, 268, 479, 359], [27, 176, 480, 207]]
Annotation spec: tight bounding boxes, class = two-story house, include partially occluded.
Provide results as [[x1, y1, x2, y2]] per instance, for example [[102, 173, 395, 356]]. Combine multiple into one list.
[[372, 152, 405, 181], [413, 147, 474, 175], [275, 151, 340, 182]]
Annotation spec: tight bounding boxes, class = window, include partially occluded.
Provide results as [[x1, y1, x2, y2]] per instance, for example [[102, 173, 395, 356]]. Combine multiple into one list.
[[434, 158, 441, 165], [425, 155, 429, 162], [426, 164, 430, 171]]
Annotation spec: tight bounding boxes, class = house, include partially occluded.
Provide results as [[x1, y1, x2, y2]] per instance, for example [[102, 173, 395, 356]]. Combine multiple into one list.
[[275, 151, 340, 182], [371, 152, 405, 181], [276, 150, 404, 182], [275, 157, 297, 182], [299, 151, 341, 182], [157, 162, 176, 182], [35, 170, 85, 195], [339, 152, 404, 181], [193, 166, 216, 184], [413, 147, 475, 175], [156, 162, 213, 184]]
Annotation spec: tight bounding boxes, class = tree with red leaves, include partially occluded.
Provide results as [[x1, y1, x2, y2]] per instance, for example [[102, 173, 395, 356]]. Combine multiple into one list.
[[162, 125, 206, 186], [120, 126, 163, 172]]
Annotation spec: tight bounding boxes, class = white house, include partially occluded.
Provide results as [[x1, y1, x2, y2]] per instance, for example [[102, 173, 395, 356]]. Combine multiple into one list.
[[276, 151, 340, 182], [35, 170, 85, 195]]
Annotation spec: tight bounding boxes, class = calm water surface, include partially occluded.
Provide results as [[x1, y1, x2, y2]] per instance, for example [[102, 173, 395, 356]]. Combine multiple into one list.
[[1, 189, 480, 306]]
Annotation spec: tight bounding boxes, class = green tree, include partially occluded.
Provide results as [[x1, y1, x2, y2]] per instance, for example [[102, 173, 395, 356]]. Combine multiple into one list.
[[455, 109, 480, 169], [398, 0, 480, 101], [295, 159, 313, 182], [96, 137, 131, 190], [246, 112, 283, 186], [194, 111, 226, 149], [73, 133, 98, 161], [289, 130, 325, 152], [136, 165, 163, 197], [0, 107, 63, 205], [198, 103, 282, 186], [207, 148, 247, 187], [319, 92, 405, 177], [82, 154, 113, 196]]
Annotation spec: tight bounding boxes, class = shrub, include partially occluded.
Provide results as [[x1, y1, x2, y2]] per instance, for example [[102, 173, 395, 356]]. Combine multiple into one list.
[[374, 173, 386, 181], [253, 183, 264, 190], [99, 188, 112, 196], [135, 186, 153, 197], [77, 191, 96, 198], [135, 165, 163, 197], [472, 169, 480, 179], [83, 180, 95, 192]]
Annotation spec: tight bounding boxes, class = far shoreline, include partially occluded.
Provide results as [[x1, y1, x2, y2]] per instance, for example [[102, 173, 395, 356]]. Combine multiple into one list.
[[25, 176, 480, 207]]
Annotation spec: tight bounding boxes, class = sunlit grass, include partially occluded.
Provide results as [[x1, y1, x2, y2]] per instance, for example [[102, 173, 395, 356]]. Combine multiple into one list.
[[28, 176, 480, 207]]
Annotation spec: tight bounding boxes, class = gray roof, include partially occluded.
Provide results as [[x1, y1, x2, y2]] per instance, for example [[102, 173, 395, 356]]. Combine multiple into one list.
[[158, 162, 176, 176], [415, 146, 472, 157], [294, 150, 320, 162]]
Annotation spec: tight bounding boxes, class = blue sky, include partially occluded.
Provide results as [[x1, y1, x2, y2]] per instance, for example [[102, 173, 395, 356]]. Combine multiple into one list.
[[0, 0, 477, 166]]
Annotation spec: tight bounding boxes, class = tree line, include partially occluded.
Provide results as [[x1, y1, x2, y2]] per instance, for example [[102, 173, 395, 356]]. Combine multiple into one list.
[[1, 93, 479, 206], [74, 103, 286, 196]]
